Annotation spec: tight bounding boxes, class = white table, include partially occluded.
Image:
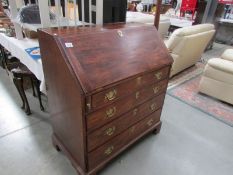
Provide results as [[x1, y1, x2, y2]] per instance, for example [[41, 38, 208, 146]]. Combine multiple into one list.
[[0, 33, 46, 93]]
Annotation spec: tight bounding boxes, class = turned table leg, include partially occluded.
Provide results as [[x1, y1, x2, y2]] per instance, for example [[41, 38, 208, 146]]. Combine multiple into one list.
[[30, 77, 36, 97], [34, 79, 45, 111], [18, 77, 31, 115], [13, 77, 25, 109]]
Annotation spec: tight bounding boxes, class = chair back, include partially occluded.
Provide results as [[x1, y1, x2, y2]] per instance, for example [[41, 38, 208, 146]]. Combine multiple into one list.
[[166, 24, 215, 76]]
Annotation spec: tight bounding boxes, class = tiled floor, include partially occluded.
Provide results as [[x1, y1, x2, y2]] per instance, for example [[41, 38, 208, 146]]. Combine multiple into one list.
[[0, 43, 233, 175]]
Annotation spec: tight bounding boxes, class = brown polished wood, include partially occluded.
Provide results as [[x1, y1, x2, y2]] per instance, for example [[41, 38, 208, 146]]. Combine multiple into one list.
[[88, 110, 162, 169], [90, 66, 170, 110], [0, 0, 3, 12], [154, 0, 162, 29], [87, 79, 168, 131], [38, 23, 173, 175], [88, 104, 164, 152]]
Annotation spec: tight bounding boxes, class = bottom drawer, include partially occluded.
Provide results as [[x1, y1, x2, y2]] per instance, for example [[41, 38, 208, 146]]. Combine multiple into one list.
[[88, 109, 162, 170]]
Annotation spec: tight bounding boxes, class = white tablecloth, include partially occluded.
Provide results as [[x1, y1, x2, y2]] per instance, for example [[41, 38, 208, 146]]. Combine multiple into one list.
[[0, 33, 46, 93]]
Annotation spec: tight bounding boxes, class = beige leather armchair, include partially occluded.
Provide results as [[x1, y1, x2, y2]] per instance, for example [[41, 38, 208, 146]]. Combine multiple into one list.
[[199, 49, 233, 105], [126, 12, 171, 38], [165, 24, 215, 77]]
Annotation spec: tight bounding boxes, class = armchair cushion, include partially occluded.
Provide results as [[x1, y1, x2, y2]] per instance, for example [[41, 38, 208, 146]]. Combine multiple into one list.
[[204, 58, 233, 85], [208, 58, 233, 75]]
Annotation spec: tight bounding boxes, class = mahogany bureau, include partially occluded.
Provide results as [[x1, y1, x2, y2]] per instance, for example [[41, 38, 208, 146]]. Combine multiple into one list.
[[38, 23, 173, 175]]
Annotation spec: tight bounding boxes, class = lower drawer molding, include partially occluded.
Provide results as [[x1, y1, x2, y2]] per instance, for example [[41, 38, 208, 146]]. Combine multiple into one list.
[[88, 110, 161, 170]]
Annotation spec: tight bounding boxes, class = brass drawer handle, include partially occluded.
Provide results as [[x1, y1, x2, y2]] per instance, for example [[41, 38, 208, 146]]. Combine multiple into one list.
[[153, 86, 160, 94], [147, 119, 154, 126], [133, 108, 138, 116], [86, 103, 91, 110], [105, 126, 116, 136], [106, 107, 116, 118], [104, 146, 114, 155], [150, 103, 157, 111], [136, 76, 142, 85], [155, 72, 162, 80], [105, 89, 117, 101], [135, 91, 140, 99]]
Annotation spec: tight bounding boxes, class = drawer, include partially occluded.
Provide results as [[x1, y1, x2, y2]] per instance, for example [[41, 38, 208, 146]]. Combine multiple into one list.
[[88, 110, 161, 170], [88, 66, 170, 111], [87, 79, 168, 131], [87, 94, 165, 151]]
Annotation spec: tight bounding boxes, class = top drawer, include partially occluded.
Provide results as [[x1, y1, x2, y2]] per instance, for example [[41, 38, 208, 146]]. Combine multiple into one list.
[[88, 66, 170, 111]]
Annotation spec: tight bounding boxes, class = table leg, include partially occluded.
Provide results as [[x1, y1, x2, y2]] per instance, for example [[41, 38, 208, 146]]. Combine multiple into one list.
[[13, 77, 25, 110], [18, 77, 31, 115], [34, 79, 45, 111], [30, 77, 36, 97]]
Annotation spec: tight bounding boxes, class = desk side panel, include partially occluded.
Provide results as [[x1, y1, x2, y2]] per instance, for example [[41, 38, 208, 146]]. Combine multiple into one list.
[[38, 31, 87, 171]]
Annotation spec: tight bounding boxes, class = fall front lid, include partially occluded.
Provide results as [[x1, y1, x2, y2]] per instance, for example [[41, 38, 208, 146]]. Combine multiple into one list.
[[40, 24, 172, 94]]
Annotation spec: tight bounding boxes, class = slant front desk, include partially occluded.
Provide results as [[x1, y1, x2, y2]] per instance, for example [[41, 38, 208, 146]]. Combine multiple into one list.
[[38, 23, 173, 175]]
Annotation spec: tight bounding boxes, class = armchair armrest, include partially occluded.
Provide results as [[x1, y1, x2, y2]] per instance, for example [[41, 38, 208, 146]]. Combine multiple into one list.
[[164, 39, 172, 53], [221, 49, 233, 62], [208, 58, 233, 75]]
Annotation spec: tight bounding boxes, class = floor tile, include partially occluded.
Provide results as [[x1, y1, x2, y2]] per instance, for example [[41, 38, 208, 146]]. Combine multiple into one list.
[[0, 121, 77, 175], [100, 95, 233, 175]]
